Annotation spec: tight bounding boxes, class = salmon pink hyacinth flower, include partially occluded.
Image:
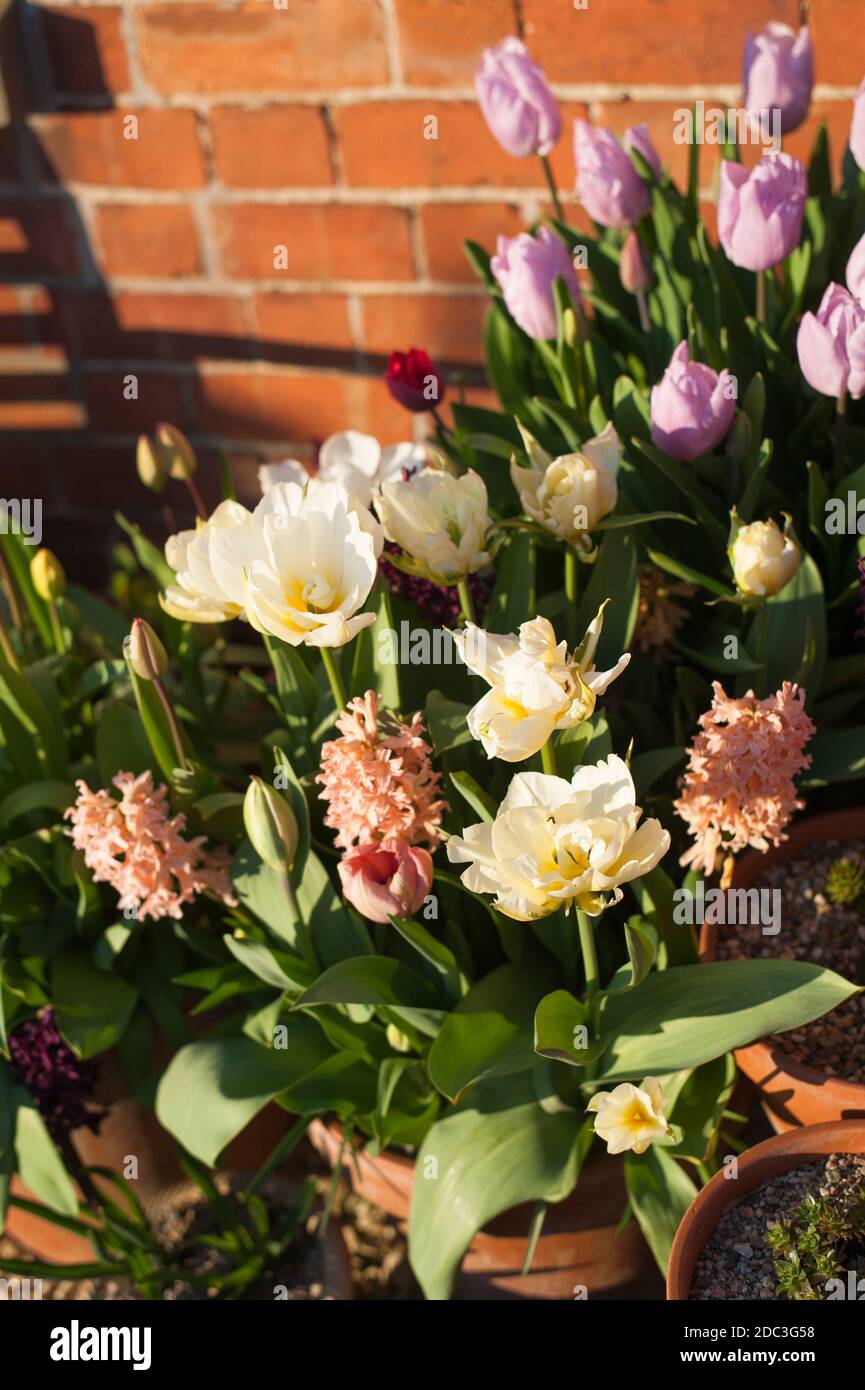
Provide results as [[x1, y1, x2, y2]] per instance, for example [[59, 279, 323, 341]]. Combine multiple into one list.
[[65, 770, 236, 921]]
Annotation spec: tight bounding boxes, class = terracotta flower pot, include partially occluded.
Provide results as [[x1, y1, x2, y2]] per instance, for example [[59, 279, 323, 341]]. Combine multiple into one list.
[[308, 1118, 659, 1300], [667, 1118, 865, 1299], [699, 809, 865, 1133]]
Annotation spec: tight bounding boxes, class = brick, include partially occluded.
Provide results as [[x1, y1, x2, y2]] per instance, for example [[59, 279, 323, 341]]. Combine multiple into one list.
[[421, 201, 532, 282], [48, 289, 251, 361], [38, 4, 130, 99], [0, 198, 80, 276], [521, 0, 800, 86], [0, 286, 37, 351], [394, 0, 517, 88], [193, 369, 407, 443], [253, 293, 354, 351], [360, 293, 486, 364], [136, 1, 388, 96], [210, 106, 333, 188], [81, 369, 187, 431], [0, 371, 84, 430], [94, 203, 201, 278], [759, 101, 854, 181], [592, 101, 721, 191], [810, 0, 865, 86], [213, 204, 415, 282], [33, 111, 206, 189]]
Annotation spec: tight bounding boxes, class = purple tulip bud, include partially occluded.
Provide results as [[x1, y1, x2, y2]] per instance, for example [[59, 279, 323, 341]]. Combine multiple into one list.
[[475, 37, 560, 159], [624, 123, 662, 179], [797, 282, 865, 402], [743, 23, 813, 135], [491, 227, 581, 340], [574, 120, 650, 229], [717, 153, 806, 272], [650, 341, 737, 461], [851, 78, 865, 173], [619, 229, 651, 294], [847, 231, 865, 306]]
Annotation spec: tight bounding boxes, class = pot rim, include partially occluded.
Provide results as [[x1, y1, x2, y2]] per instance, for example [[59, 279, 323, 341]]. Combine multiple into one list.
[[698, 808, 865, 1102], [667, 1118, 865, 1299]]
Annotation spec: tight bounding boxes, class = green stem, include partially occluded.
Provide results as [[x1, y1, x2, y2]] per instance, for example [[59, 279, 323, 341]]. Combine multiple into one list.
[[541, 739, 558, 777], [577, 909, 599, 1012], [540, 153, 565, 223], [153, 674, 189, 771], [564, 547, 578, 646], [283, 866, 315, 967], [241, 1116, 310, 1201], [835, 391, 848, 483], [320, 645, 346, 711], [457, 578, 475, 627], [755, 271, 766, 324], [754, 600, 769, 698], [0, 611, 18, 669], [48, 600, 66, 656]]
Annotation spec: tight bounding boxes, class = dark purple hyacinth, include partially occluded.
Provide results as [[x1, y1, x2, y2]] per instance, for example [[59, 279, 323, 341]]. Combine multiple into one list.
[[857, 558, 865, 639], [9, 1010, 106, 1137], [379, 544, 492, 627]]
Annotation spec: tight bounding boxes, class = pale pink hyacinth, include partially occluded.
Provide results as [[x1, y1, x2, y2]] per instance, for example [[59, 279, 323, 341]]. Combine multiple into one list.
[[317, 691, 447, 851], [65, 770, 236, 921], [675, 681, 815, 875]]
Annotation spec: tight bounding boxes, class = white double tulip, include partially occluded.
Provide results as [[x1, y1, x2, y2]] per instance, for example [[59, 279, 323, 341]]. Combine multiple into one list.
[[511, 422, 620, 543], [446, 755, 669, 920], [587, 1077, 670, 1155], [375, 468, 491, 584], [259, 430, 428, 508], [729, 516, 800, 598], [452, 608, 630, 762], [162, 482, 379, 649]]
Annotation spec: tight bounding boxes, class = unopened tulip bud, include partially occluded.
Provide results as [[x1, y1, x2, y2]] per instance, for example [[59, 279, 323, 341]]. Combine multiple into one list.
[[243, 777, 299, 871], [386, 1024, 413, 1053], [124, 617, 168, 680], [730, 516, 800, 598], [136, 434, 167, 492], [30, 548, 66, 601], [156, 423, 197, 481], [619, 229, 651, 294]]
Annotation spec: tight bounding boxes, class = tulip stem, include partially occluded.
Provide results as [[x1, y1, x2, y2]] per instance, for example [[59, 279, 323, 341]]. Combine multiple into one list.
[[540, 154, 565, 224], [835, 392, 848, 482], [185, 476, 208, 521], [153, 674, 190, 772], [564, 547, 578, 645], [457, 579, 476, 628], [0, 612, 18, 669], [635, 289, 651, 335], [577, 909, 599, 1012], [48, 600, 66, 656], [0, 545, 23, 631], [320, 645, 347, 713], [540, 739, 558, 777], [755, 271, 766, 324]]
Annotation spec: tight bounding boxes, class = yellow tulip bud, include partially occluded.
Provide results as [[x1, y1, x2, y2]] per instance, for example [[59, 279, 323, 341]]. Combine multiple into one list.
[[30, 548, 66, 601], [386, 1024, 413, 1054], [124, 617, 168, 681], [243, 777, 299, 870], [156, 423, 197, 481], [136, 434, 167, 492]]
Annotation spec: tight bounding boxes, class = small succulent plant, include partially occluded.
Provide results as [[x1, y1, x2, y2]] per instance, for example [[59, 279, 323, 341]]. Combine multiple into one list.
[[768, 1189, 865, 1300], [824, 856, 865, 908]]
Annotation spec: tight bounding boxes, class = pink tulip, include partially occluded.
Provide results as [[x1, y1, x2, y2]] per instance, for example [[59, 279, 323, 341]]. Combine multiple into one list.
[[619, 229, 651, 294], [475, 37, 560, 159], [797, 283, 865, 402], [718, 153, 806, 272], [846, 231, 865, 306], [338, 837, 433, 925], [624, 124, 662, 180], [574, 120, 650, 229], [491, 227, 581, 340], [851, 78, 865, 172], [743, 23, 813, 135], [651, 342, 737, 461]]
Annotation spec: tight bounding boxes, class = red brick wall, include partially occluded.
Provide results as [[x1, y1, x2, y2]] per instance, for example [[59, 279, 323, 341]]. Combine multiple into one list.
[[0, 0, 859, 572]]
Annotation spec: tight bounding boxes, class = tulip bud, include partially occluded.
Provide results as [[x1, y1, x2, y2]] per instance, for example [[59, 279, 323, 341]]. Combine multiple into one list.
[[491, 228, 582, 341], [136, 434, 167, 492], [124, 617, 168, 680], [30, 548, 66, 601], [243, 777, 299, 870], [386, 1023, 413, 1054], [156, 423, 197, 481], [619, 229, 651, 295], [729, 516, 800, 598]]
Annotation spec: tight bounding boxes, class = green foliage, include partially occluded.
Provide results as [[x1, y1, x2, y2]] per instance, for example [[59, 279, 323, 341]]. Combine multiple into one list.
[[769, 1188, 865, 1300]]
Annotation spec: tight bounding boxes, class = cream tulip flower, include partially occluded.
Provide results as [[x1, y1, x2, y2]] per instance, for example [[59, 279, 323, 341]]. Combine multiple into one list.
[[213, 481, 378, 649], [375, 468, 491, 584], [446, 755, 670, 920], [259, 430, 428, 508], [161, 499, 255, 623], [587, 1077, 670, 1155], [511, 422, 620, 543], [452, 607, 630, 762], [729, 516, 800, 598]]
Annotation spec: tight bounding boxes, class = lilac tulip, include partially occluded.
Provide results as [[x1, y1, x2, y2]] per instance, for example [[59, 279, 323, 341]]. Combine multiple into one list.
[[743, 23, 813, 135], [624, 123, 662, 179], [846, 231, 865, 306], [574, 120, 650, 229], [475, 37, 560, 158], [717, 153, 806, 272], [797, 283, 865, 402], [650, 342, 737, 461], [851, 78, 865, 172], [491, 227, 581, 340]]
